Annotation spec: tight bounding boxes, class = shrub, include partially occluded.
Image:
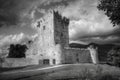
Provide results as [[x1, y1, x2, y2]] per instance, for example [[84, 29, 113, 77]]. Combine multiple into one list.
[[107, 46, 120, 67]]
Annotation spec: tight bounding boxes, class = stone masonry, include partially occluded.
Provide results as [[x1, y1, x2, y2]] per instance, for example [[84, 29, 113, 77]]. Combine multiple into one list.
[[26, 10, 92, 65], [1, 10, 94, 67]]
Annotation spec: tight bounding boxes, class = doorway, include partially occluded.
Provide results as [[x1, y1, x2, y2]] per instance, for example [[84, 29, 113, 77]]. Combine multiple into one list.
[[43, 59, 49, 65]]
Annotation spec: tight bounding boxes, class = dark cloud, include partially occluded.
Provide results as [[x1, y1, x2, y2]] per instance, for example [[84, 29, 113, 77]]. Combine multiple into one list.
[[0, 0, 74, 27], [76, 28, 120, 44], [0, 0, 120, 45], [0, 0, 36, 27]]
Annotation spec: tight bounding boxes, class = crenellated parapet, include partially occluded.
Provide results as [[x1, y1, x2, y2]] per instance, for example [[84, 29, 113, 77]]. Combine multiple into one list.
[[53, 11, 69, 26]]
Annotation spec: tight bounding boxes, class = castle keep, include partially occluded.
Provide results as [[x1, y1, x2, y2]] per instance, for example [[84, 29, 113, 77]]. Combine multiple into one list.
[[26, 11, 92, 65]]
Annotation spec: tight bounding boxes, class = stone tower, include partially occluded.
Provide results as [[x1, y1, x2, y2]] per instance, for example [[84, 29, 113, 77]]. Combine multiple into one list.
[[27, 11, 69, 65], [54, 11, 69, 48]]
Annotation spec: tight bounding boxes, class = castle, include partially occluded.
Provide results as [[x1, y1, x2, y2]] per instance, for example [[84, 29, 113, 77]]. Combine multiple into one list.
[[1, 11, 97, 67], [26, 11, 92, 65]]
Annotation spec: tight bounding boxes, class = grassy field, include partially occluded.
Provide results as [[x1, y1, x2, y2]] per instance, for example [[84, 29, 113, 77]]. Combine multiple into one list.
[[0, 65, 52, 73], [0, 64, 120, 80]]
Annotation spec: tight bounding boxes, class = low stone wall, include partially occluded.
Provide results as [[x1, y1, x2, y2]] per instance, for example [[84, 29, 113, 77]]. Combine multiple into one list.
[[1, 58, 39, 68], [63, 48, 92, 64]]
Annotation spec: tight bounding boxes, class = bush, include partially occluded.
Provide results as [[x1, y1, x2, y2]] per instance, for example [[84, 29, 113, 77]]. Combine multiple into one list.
[[8, 44, 28, 58], [107, 46, 120, 67]]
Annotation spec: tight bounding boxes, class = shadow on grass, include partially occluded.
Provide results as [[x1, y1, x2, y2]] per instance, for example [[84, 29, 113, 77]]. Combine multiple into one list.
[[52, 72, 120, 80], [0, 65, 53, 73], [0, 66, 26, 72]]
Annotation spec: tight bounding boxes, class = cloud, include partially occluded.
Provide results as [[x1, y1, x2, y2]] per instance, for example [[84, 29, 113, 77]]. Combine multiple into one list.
[[79, 35, 120, 44], [0, 0, 35, 26], [0, 0, 120, 44], [38, 0, 120, 44], [55, 0, 97, 20], [0, 0, 73, 27], [69, 17, 117, 40], [69, 20, 120, 45], [0, 33, 38, 48], [54, 0, 120, 44], [32, 0, 120, 44], [0, 33, 24, 47]]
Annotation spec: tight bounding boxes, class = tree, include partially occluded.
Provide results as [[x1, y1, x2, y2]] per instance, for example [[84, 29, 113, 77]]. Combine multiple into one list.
[[8, 44, 28, 58], [107, 46, 120, 67], [97, 0, 120, 26]]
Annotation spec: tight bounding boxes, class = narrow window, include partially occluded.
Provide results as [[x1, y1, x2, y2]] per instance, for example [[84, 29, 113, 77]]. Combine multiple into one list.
[[43, 26, 45, 30], [76, 58, 79, 63], [61, 33, 63, 37], [37, 22, 40, 28], [53, 59, 56, 64]]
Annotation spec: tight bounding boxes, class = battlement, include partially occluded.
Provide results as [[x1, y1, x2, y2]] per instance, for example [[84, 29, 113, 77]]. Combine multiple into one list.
[[53, 11, 69, 26], [28, 10, 92, 65]]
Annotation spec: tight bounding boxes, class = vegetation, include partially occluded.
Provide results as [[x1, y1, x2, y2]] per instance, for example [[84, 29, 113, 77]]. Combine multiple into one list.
[[1, 64, 120, 80], [8, 44, 28, 58], [75, 66, 119, 80], [45, 65, 120, 80], [97, 0, 120, 26], [107, 46, 120, 67]]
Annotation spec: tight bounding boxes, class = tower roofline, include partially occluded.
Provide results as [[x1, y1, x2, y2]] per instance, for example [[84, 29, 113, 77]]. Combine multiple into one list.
[[47, 9, 69, 20]]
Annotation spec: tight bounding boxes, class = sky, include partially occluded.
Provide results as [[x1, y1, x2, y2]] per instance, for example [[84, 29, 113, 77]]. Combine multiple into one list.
[[0, 0, 120, 47]]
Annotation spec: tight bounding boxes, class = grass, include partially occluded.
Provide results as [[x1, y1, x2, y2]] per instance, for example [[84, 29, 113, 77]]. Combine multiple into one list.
[[0, 64, 120, 80], [0, 66, 26, 72], [0, 64, 53, 73], [44, 64, 120, 80]]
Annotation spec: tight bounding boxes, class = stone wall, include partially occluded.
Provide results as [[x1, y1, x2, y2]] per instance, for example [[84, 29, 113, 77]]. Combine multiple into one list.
[[26, 11, 63, 65], [1, 58, 39, 67], [63, 48, 92, 64], [54, 11, 69, 48]]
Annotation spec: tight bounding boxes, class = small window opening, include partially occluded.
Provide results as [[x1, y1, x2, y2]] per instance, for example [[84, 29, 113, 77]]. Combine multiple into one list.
[[37, 22, 40, 28], [76, 58, 79, 63], [43, 26, 45, 30], [61, 33, 63, 37], [53, 59, 56, 64], [43, 59, 49, 64]]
